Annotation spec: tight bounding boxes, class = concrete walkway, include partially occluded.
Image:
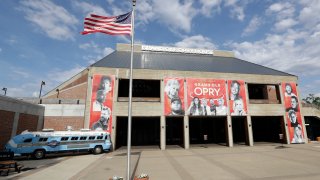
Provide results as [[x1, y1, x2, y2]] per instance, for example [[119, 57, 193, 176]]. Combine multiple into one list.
[[11, 142, 320, 180]]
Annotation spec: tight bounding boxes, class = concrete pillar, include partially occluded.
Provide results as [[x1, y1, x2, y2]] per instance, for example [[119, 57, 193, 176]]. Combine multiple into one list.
[[282, 115, 290, 144], [227, 115, 233, 147], [278, 84, 290, 144], [11, 112, 20, 137], [84, 72, 93, 129], [111, 116, 117, 151], [225, 80, 233, 147], [184, 116, 190, 149], [246, 116, 253, 146], [37, 115, 44, 131], [160, 116, 166, 150]]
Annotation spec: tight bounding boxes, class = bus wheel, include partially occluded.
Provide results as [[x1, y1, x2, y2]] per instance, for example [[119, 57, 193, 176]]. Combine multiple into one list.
[[93, 146, 103, 154], [33, 150, 45, 159]]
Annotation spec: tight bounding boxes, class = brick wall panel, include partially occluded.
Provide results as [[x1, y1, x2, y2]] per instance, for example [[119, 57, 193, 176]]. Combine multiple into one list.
[[0, 110, 15, 150], [46, 83, 87, 99], [44, 117, 84, 131], [17, 114, 38, 134]]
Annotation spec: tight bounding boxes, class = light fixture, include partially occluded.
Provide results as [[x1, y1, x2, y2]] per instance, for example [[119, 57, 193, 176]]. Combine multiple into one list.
[[2, 87, 7, 95], [39, 81, 46, 98]]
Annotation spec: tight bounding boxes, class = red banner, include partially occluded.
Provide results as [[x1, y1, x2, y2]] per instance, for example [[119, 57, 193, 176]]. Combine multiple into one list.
[[228, 80, 247, 116], [186, 78, 227, 116], [90, 75, 114, 133], [164, 78, 185, 116], [282, 82, 304, 143]]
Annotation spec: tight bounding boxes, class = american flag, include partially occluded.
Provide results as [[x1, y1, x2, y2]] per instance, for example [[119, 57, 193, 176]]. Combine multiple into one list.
[[81, 12, 132, 36]]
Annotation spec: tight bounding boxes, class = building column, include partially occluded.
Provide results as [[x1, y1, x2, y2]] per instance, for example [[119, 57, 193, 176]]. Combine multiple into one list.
[[84, 73, 93, 129], [11, 112, 20, 138], [184, 116, 190, 149], [111, 116, 117, 151], [246, 116, 253, 146], [160, 116, 166, 150], [227, 115, 233, 147], [37, 115, 44, 131], [282, 115, 290, 144]]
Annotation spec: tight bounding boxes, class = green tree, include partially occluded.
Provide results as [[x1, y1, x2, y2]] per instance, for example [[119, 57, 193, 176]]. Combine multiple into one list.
[[303, 94, 320, 107]]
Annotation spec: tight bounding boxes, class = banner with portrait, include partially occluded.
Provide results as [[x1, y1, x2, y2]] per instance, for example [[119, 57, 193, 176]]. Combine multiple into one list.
[[90, 74, 115, 133], [164, 77, 185, 116], [228, 80, 247, 116], [186, 78, 227, 116], [282, 82, 304, 143]]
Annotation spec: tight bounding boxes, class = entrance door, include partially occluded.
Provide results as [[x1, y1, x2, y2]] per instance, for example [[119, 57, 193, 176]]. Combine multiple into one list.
[[232, 117, 247, 145], [166, 117, 184, 148], [189, 117, 227, 146], [116, 117, 160, 149], [251, 116, 284, 143]]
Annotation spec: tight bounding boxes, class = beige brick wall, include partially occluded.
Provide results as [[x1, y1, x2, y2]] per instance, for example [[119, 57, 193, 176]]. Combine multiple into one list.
[[44, 116, 84, 130], [0, 110, 15, 150], [46, 83, 87, 99], [17, 113, 38, 134], [62, 72, 88, 90]]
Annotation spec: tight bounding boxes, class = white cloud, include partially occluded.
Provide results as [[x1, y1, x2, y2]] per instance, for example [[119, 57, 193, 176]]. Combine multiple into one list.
[[224, 0, 247, 21], [242, 16, 262, 37], [72, 1, 108, 16], [298, 0, 320, 28], [4, 81, 44, 98], [47, 66, 86, 83], [230, 25, 320, 96], [12, 69, 30, 78], [230, 5, 245, 21], [152, 0, 197, 33], [174, 35, 217, 49], [136, 0, 155, 24], [19, 0, 78, 40], [266, 2, 295, 19], [79, 41, 114, 64], [274, 18, 298, 31], [199, 0, 221, 17]]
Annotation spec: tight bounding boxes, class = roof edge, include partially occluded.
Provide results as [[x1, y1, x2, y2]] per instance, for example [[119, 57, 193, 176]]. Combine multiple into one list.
[[116, 43, 235, 58]]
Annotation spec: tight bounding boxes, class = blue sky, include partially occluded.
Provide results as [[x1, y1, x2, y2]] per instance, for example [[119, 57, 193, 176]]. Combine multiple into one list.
[[0, 0, 319, 98]]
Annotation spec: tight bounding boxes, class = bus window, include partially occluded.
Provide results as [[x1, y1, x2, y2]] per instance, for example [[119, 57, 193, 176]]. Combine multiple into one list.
[[89, 136, 95, 140], [61, 137, 69, 141], [80, 137, 87, 140], [105, 135, 108, 140], [97, 136, 103, 140], [23, 138, 32, 143], [39, 137, 48, 142], [71, 137, 79, 141]]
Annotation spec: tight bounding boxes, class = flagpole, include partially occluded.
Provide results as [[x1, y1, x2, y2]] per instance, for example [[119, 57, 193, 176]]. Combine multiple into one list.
[[127, 1, 135, 180]]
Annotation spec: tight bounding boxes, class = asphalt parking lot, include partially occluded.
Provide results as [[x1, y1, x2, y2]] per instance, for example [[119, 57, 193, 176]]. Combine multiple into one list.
[[2, 142, 320, 180]]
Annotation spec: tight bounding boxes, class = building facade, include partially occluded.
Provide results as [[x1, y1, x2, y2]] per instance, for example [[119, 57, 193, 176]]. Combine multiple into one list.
[[42, 44, 320, 150]]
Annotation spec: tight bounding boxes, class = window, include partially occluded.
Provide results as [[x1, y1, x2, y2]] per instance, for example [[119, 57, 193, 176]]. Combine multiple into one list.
[[80, 136, 87, 140], [23, 138, 32, 143], [118, 79, 160, 101], [61, 137, 69, 141], [71, 137, 79, 140], [89, 136, 95, 140], [105, 135, 109, 140], [97, 136, 103, 140], [248, 84, 281, 104], [39, 137, 48, 142]]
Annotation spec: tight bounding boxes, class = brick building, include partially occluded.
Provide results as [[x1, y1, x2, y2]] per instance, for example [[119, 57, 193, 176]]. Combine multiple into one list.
[[41, 44, 320, 150]]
